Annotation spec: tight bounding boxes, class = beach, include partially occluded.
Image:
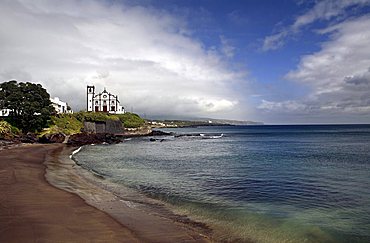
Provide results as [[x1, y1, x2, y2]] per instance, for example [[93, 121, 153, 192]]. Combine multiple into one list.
[[0, 144, 211, 242]]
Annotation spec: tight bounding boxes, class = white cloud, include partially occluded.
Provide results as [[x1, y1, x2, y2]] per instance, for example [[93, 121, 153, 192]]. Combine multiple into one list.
[[258, 100, 307, 112], [262, 0, 370, 51], [220, 35, 235, 58], [261, 16, 370, 119], [292, 0, 370, 29], [0, 0, 247, 119], [262, 31, 289, 51]]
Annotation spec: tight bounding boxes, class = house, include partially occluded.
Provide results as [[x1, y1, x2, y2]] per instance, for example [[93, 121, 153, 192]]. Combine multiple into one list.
[[1, 97, 72, 117], [86, 86, 125, 114], [50, 97, 73, 114], [0, 109, 10, 117]]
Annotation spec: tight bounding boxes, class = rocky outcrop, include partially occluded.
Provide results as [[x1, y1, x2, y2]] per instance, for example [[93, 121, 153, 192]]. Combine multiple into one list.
[[123, 126, 152, 136], [67, 133, 122, 146], [20, 133, 38, 143], [38, 133, 66, 143], [147, 130, 172, 136]]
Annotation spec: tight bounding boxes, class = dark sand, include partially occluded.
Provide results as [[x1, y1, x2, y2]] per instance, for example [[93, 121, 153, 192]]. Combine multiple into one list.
[[0, 144, 211, 242]]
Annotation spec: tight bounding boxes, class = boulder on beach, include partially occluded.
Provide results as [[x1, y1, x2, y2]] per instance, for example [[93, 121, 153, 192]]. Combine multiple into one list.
[[39, 133, 66, 143]]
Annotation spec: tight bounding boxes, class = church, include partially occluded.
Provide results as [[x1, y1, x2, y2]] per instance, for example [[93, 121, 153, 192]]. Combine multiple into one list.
[[86, 85, 125, 114]]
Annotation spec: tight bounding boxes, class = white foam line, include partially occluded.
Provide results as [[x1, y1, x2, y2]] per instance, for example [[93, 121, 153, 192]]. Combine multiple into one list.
[[70, 146, 82, 159]]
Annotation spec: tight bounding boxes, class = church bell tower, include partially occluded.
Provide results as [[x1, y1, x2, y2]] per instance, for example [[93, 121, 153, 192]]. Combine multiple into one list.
[[87, 85, 95, 112]]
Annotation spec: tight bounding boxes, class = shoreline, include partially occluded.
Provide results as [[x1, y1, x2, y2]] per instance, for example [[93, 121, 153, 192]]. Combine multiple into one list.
[[0, 143, 139, 242], [52, 144, 212, 242], [0, 143, 211, 242]]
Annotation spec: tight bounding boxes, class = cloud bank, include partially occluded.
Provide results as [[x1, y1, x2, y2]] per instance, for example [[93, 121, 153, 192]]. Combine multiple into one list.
[[0, 0, 246, 119], [259, 15, 370, 122], [262, 0, 370, 51]]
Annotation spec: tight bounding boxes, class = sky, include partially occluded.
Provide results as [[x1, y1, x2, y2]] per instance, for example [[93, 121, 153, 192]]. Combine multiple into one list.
[[0, 0, 370, 124]]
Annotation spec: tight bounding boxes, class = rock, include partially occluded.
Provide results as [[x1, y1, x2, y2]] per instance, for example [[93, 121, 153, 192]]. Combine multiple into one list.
[[124, 126, 152, 136], [39, 133, 66, 143], [20, 133, 37, 143], [67, 133, 122, 146], [148, 130, 172, 136], [0, 139, 21, 150]]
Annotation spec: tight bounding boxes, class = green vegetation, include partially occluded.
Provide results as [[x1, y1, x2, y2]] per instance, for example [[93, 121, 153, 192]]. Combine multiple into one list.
[[41, 114, 84, 136], [74, 111, 119, 122], [0, 80, 54, 132], [40, 112, 145, 136], [115, 112, 145, 128], [0, 120, 20, 139]]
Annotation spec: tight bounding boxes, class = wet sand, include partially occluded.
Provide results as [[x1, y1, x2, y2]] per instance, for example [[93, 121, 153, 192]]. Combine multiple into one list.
[[0, 144, 211, 242]]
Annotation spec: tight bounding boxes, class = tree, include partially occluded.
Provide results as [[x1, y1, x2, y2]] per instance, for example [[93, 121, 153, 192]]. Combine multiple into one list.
[[0, 80, 55, 132]]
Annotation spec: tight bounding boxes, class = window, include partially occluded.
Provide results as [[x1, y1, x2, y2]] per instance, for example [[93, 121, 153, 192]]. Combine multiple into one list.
[[95, 101, 98, 105]]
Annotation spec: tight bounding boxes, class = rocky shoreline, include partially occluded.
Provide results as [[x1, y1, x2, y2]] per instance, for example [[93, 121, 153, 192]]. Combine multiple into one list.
[[0, 128, 172, 149]]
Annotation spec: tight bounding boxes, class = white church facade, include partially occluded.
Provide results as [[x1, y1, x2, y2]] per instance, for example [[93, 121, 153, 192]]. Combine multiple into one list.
[[87, 85, 125, 114]]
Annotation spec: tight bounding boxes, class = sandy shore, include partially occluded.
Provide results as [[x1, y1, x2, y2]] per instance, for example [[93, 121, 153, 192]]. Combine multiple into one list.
[[0, 144, 211, 242]]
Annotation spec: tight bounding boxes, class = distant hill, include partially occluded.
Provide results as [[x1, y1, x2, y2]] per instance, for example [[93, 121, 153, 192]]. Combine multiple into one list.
[[147, 117, 263, 128], [202, 118, 264, 126]]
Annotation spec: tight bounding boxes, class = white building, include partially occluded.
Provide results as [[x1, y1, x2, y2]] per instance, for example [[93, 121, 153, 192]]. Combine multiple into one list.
[[50, 97, 73, 114], [87, 85, 125, 114], [0, 97, 72, 117], [0, 109, 10, 117]]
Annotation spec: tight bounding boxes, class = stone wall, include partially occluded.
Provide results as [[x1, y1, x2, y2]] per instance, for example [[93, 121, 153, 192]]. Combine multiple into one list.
[[105, 120, 124, 134], [83, 120, 124, 134]]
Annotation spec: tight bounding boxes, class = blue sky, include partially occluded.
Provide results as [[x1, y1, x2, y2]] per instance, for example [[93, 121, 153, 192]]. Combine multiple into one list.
[[1, 0, 370, 123]]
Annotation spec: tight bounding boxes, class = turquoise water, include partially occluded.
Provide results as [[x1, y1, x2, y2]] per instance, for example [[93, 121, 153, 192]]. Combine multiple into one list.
[[74, 125, 370, 242]]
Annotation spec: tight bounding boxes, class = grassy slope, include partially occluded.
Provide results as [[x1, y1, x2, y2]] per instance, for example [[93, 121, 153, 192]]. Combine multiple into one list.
[[41, 112, 145, 136]]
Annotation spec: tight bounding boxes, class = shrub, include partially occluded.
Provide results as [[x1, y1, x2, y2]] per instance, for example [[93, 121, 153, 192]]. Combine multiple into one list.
[[0, 120, 19, 139], [52, 114, 83, 135], [73, 111, 119, 122], [41, 114, 83, 136]]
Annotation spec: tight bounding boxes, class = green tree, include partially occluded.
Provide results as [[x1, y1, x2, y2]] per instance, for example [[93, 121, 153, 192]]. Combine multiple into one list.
[[0, 80, 55, 132]]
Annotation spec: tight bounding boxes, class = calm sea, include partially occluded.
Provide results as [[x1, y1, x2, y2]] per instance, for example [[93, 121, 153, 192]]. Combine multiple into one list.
[[73, 125, 370, 242]]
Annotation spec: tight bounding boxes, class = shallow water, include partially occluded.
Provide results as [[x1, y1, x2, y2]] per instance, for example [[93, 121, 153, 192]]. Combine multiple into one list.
[[74, 125, 370, 242]]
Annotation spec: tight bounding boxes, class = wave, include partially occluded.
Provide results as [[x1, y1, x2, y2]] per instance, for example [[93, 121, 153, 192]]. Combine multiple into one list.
[[174, 133, 224, 139], [69, 146, 82, 159], [200, 133, 223, 139]]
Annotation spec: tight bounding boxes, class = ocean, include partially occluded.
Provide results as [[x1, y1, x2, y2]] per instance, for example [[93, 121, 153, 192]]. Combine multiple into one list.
[[73, 125, 370, 242]]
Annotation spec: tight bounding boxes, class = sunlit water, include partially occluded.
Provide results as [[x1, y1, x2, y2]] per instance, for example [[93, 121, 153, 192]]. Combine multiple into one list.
[[74, 125, 370, 242]]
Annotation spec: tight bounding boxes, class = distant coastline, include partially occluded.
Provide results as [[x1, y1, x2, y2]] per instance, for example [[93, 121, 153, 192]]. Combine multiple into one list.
[[148, 118, 264, 128]]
